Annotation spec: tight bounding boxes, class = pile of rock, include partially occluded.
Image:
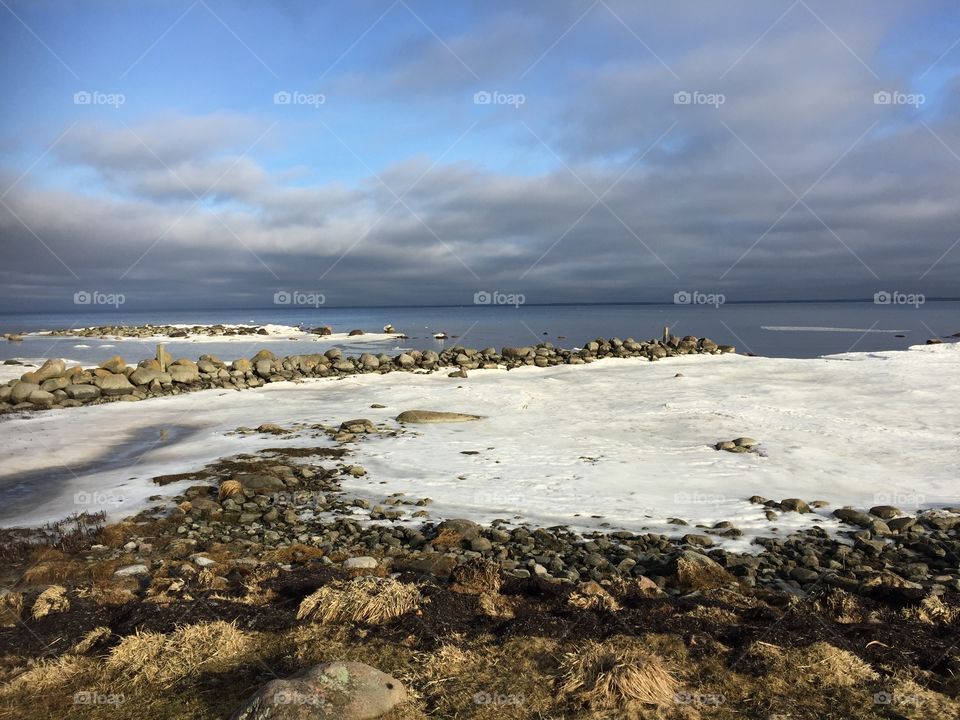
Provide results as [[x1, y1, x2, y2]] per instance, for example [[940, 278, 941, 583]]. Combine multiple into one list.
[[41, 323, 274, 338], [715, 437, 759, 453], [1, 334, 734, 414]]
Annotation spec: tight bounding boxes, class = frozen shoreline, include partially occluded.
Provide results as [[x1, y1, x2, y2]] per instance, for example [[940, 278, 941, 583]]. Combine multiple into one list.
[[1, 342, 957, 549]]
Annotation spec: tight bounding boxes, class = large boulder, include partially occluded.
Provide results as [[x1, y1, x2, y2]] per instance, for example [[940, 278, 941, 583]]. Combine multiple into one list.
[[100, 355, 126, 373], [168, 364, 200, 383], [230, 661, 406, 720], [29, 359, 66, 383], [66, 384, 100, 401], [233, 474, 286, 493], [395, 410, 482, 424], [98, 374, 135, 396], [27, 390, 55, 406], [10, 381, 40, 404]]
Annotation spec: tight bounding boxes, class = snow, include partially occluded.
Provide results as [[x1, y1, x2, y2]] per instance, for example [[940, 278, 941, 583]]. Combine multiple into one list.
[[1, 343, 958, 551]]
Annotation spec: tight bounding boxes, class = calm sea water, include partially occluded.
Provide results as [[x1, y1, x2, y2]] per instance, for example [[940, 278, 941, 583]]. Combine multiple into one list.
[[0, 302, 957, 364]]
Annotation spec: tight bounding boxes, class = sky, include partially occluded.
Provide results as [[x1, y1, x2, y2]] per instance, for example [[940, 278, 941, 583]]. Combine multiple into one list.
[[0, 0, 958, 311]]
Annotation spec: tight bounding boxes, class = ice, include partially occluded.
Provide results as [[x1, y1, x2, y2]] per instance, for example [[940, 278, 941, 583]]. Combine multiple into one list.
[[1, 342, 957, 551]]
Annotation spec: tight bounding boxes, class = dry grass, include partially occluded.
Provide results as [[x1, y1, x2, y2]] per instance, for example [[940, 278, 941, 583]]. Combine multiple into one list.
[[0, 592, 23, 627], [104, 621, 257, 688], [794, 642, 878, 687], [430, 529, 464, 549], [450, 558, 501, 595], [31, 585, 69, 620], [0, 655, 93, 696], [71, 626, 113, 655], [559, 637, 679, 708], [260, 543, 325, 565], [218, 479, 242, 500], [297, 576, 422, 625], [902, 595, 959, 625], [568, 581, 621, 612]]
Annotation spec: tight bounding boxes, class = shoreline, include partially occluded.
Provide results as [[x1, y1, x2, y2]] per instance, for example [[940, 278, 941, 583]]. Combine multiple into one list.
[[0, 331, 736, 415]]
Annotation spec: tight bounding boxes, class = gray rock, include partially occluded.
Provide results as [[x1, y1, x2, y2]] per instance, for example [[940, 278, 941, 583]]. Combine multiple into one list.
[[168, 364, 200, 383], [869, 505, 902, 519], [10, 381, 40, 404], [230, 661, 407, 720], [114, 564, 149, 577], [98, 373, 135, 396], [27, 390, 55, 406], [343, 556, 378, 570], [780, 498, 811, 513], [33, 358, 66, 383], [395, 410, 482, 424], [66, 384, 100, 401], [833, 508, 873, 528]]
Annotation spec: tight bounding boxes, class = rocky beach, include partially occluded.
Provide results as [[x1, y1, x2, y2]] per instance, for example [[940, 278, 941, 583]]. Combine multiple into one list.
[[0, 327, 958, 719]]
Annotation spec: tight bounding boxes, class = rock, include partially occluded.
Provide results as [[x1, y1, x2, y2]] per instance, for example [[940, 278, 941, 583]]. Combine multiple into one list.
[[869, 505, 902, 519], [780, 498, 811, 513], [682, 533, 714, 547], [887, 516, 917, 533], [395, 410, 482, 424], [129, 368, 168, 386], [348, 329, 365, 336], [114, 564, 149, 577], [98, 374, 135, 396], [672, 550, 735, 590], [233, 358, 253, 372], [27, 390, 55, 406], [168, 364, 200, 383], [833, 508, 873, 528], [714, 441, 736, 451], [9, 381, 39, 404], [396, 353, 416, 368], [234, 474, 286, 493], [437, 518, 482, 541], [733, 437, 758, 447], [100, 356, 127, 373], [65, 384, 100, 401], [33, 359, 65, 383], [230, 661, 406, 720], [339, 419, 375, 434], [790, 567, 819, 583], [40, 377, 69, 392], [343, 556, 378, 570]]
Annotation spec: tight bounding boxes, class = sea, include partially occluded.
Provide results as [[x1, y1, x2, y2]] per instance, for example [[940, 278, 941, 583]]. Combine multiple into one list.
[[0, 301, 958, 365]]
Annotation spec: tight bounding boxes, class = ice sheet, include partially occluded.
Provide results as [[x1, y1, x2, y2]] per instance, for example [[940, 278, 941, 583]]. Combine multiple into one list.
[[1, 343, 957, 551]]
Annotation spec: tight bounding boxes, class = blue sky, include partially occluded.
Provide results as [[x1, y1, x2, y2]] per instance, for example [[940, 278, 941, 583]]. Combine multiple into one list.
[[1, 0, 959, 309]]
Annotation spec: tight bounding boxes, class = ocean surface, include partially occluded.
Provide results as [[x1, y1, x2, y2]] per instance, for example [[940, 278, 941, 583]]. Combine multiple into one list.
[[0, 301, 958, 364]]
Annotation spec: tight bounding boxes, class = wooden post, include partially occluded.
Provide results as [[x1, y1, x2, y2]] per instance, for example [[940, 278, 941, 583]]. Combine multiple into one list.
[[662, 326, 669, 343]]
